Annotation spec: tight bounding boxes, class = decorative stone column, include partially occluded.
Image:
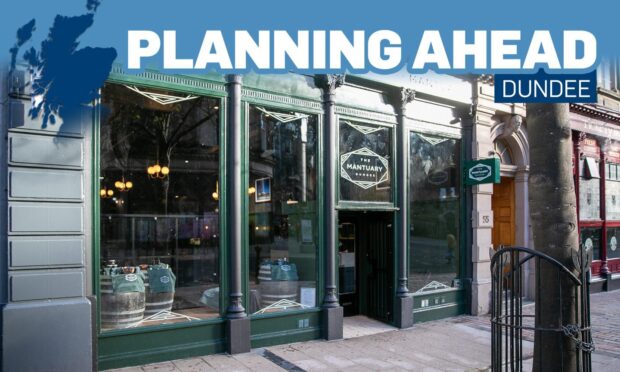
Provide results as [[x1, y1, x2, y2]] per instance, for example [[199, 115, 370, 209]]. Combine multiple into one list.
[[314, 74, 344, 340], [470, 103, 496, 315], [515, 167, 534, 299], [225, 74, 250, 354], [389, 87, 415, 328]]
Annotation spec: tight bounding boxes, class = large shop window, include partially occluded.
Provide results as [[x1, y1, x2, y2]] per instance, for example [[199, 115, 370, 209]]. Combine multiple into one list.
[[606, 227, 620, 260], [580, 227, 602, 261], [579, 157, 601, 221], [339, 120, 392, 203], [409, 133, 460, 292], [606, 162, 620, 220], [248, 105, 318, 315], [99, 84, 221, 330]]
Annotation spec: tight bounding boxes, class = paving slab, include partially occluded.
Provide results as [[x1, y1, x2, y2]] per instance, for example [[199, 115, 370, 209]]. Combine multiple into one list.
[[171, 357, 215, 372], [201, 354, 250, 371]]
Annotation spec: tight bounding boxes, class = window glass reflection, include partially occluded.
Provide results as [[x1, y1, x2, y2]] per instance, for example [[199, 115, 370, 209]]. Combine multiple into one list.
[[339, 120, 392, 202], [409, 133, 460, 293], [99, 84, 221, 330], [248, 106, 318, 314], [606, 227, 620, 259], [581, 227, 602, 261]]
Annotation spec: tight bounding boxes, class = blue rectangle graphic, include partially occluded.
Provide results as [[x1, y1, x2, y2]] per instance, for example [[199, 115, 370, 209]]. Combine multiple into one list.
[[494, 70, 597, 103]]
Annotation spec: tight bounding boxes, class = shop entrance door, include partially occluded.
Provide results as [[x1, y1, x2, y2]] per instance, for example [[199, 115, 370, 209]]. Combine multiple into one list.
[[492, 177, 516, 249], [338, 212, 394, 323]]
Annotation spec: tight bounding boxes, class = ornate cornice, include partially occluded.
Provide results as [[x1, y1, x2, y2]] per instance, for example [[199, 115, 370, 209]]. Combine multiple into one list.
[[570, 103, 620, 124]]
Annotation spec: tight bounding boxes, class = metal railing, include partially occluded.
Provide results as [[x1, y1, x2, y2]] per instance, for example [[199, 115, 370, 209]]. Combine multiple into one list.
[[491, 246, 594, 371]]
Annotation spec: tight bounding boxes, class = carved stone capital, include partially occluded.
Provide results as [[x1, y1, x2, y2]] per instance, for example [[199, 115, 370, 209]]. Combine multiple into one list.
[[398, 88, 416, 106], [387, 87, 415, 114], [314, 74, 345, 93]]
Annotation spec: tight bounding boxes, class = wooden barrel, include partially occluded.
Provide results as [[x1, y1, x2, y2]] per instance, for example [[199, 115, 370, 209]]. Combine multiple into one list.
[[258, 263, 272, 282], [259, 281, 299, 308], [144, 272, 175, 315], [100, 275, 145, 329]]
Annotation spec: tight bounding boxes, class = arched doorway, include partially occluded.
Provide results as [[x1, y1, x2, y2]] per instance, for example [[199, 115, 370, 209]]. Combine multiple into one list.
[[490, 117, 533, 298]]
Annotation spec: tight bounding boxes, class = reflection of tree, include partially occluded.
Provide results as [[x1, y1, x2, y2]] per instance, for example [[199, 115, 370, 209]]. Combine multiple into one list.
[[106, 92, 218, 214]]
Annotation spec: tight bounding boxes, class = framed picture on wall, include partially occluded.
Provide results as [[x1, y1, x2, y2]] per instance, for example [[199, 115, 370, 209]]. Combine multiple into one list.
[[255, 177, 271, 203]]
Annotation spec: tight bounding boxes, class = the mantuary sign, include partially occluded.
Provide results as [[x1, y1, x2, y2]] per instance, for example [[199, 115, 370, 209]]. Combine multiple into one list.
[[464, 158, 500, 185], [340, 147, 390, 189]]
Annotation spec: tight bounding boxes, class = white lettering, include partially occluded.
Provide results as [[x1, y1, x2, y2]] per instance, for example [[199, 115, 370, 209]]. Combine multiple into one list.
[[274, 31, 309, 69], [329, 31, 365, 69], [491, 31, 521, 69], [523, 31, 561, 69], [564, 31, 597, 69], [503, 80, 516, 98], [128, 30, 161, 69], [313, 31, 326, 69], [368, 30, 401, 69], [235, 30, 270, 69], [163, 31, 193, 69], [453, 30, 487, 69], [412, 30, 450, 69], [194, 31, 233, 69]]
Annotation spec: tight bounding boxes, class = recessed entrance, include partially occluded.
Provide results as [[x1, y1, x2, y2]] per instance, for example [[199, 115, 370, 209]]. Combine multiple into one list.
[[338, 211, 394, 323]]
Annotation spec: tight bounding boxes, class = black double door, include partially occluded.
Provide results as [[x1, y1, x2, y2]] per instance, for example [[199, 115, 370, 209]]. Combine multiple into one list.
[[338, 212, 394, 323]]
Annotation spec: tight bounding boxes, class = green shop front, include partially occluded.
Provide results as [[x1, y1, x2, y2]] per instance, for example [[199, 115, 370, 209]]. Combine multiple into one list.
[[91, 69, 472, 369]]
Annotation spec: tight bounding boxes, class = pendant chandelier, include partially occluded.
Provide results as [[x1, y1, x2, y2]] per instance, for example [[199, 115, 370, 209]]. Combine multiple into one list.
[[147, 163, 169, 179], [148, 142, 170, 179], [114, 176, 133, 192], [100, 186, 114, 198]]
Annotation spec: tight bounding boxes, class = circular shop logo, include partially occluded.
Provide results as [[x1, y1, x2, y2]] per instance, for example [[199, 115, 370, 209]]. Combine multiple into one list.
[[428, 170, 449, 185], [160, 276, 170, 284], [125, 274, 138, 282], [611, 236, 617, 252], [281, 265, 291, 271]]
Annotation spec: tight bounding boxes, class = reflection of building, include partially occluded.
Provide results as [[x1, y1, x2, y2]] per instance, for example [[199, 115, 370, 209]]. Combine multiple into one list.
[[0, 63, 616, 370]]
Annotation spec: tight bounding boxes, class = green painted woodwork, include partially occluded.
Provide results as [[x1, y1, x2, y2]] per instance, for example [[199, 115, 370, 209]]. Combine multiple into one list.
[[412, 289, 466, 323], [108, 64, 226, 98], [92, 100, 102, 334], [241, 101, 250, 314], [413, 302, 466, 323], [91, 71, 470, 369], [317, 114, 326, 305], [93, 82, 230, 367], [98, 320, 226, 370], [219, 97, 229, 316], [250, 309, 321, 348]]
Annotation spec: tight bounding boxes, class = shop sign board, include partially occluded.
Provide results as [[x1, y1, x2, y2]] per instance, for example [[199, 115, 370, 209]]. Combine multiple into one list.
[[464, 158, 500, 185]]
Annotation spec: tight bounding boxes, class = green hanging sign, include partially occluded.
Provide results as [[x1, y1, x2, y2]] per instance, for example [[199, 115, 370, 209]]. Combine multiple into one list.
[[464, 158, 501, 185]]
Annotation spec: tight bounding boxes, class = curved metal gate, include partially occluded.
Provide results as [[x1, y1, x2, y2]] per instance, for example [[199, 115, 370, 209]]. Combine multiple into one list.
[[490, 246, 594, 371]]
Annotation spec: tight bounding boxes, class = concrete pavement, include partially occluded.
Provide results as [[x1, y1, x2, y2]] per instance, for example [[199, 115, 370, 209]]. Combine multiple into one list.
[[109, 291, 620, 371]]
